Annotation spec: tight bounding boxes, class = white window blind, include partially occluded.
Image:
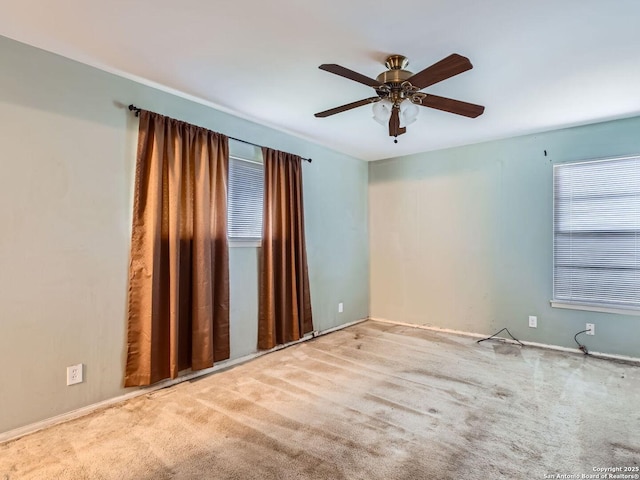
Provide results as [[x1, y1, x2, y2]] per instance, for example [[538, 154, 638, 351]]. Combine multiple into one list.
[[553, 156, 640, 310], [227, 156, 264, 241]]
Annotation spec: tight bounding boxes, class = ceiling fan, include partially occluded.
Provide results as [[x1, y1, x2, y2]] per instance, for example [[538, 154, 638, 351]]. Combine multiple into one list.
[[315, 54, 485, 142]]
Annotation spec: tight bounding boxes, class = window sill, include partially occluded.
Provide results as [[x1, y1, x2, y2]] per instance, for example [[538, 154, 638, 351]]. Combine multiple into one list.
[[550, 300, 640, 316], [229, 239, 261, 248]]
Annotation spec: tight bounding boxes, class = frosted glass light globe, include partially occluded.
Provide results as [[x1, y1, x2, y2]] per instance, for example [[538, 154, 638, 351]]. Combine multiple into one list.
[[400, 100, 419, 128], [372, 99, 393, 126]]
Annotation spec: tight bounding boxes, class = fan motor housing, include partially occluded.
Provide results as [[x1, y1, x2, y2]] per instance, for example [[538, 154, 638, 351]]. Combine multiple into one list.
[[376, 69, 413, 85], [377, 54, 413, 85]]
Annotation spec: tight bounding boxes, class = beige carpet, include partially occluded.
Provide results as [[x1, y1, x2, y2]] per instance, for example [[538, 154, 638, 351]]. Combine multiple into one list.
[[2, 320, 639, 479]]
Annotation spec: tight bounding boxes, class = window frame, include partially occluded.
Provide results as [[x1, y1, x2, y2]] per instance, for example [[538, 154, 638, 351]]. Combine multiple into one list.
[[551, 154, 640, 316], [227, 154, 264, 248]]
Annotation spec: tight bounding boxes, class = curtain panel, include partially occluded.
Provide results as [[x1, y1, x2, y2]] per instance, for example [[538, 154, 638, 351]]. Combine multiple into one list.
[[125, 110, 230, 387], [258, 148, 313, 350]]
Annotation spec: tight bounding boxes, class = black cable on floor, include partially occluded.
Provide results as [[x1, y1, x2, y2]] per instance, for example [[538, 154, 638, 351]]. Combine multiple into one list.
[[477, 328, 524, 347], [574, 329, 590, 355]]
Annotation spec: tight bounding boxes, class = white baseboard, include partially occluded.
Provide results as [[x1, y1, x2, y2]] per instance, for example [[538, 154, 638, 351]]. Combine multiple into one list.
[[0, 318, 367, 445], [370, 317, 640, 364]]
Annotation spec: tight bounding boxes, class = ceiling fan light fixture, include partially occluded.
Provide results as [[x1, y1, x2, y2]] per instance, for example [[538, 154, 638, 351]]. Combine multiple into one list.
[[399, 100, 419, 128], [372, 99, 393, 126], [316, 53, 484, 140]]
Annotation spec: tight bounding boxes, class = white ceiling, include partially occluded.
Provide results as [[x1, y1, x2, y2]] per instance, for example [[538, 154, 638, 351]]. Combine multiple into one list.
[[2, 0, 640, 161]]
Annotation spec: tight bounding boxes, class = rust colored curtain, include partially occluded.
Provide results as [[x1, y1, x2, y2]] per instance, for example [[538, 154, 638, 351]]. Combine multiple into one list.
[[258, 148, 313, 350], [125, 110, 229, 387]]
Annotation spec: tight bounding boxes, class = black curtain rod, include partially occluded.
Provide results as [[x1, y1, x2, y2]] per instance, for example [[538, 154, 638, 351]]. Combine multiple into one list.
[[128, 105, 312, 163]]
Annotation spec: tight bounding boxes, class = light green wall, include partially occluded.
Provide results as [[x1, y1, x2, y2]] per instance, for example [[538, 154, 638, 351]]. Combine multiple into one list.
[[370, 116, 640, 358], [0, 35, 369, 433]]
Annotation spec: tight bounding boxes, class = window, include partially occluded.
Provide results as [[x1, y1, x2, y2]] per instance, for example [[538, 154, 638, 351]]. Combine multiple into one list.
[[228, 155, 264, 245], [553, 155, 640, 312]]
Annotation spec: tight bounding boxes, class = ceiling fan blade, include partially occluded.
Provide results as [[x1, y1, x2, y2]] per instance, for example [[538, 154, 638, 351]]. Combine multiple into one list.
[[419, 94, 485, 118], [315, 97, 379, 118], [319, 64, 383, 88], [406, 54, 473, 90], [388, 107, 406, 137]]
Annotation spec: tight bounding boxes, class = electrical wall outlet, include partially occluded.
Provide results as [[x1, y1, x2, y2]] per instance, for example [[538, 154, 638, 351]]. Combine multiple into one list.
[[586, 323, 595, 336], [67, 364, 83, 386], [338, 302, 344, 313], [528, 316, 537, 328]]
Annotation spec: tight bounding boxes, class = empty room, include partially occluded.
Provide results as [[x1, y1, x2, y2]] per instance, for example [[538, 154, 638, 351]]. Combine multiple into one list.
[[1, 1, 639, 479]]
